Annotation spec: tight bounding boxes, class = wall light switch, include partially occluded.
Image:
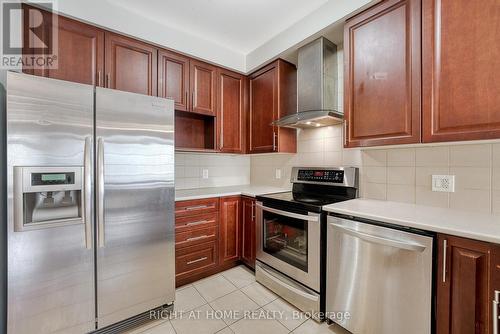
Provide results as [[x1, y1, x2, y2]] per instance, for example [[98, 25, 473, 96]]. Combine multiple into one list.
[[275, 168, 282, 179], [432, 175, 455, 192], [202, 169, 209, 179]]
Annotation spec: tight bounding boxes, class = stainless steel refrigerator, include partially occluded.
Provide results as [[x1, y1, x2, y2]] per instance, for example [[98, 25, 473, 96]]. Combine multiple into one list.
[[6, 72, 175, 334]]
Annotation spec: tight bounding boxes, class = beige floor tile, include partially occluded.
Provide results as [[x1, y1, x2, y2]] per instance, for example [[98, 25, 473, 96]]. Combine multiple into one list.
[[209, 290, 259, 325], [141, 320, 176, 334], [262, 298, 308, 331], [174, 285, 207, 313], [170, 304, 226, 334], [216, 327, 234, 334], [123, 319, 166, 334], [292, 319, 350, 334], [193, 275, 237, 302], [241, 282, 278, 306], [230, 317, 289, 334], [221, 265, 256, 288]]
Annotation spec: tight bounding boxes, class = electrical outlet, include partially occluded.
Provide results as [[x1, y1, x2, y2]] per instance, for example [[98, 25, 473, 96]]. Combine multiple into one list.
[[432, 175, 455, 192], [202, 169, 209, 179], [275, 168, 282, 179]]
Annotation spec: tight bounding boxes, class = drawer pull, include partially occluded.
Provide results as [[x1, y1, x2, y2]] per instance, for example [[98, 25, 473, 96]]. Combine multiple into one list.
[[187, 256, 208, 265], [186, 220, 213, 227], [185, 205, 211, 211], [186, 235, 212, 242]]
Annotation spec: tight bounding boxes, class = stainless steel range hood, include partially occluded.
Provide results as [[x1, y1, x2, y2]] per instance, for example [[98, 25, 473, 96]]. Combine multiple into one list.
[[273, 37, 343, 129]]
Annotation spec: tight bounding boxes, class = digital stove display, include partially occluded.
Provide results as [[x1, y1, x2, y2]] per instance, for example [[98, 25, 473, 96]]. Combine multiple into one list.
[[297, 169, 344, 183]]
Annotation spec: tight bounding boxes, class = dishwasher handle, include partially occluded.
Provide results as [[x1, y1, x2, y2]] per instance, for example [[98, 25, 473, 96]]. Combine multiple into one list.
[[330, 223, 427, 252]]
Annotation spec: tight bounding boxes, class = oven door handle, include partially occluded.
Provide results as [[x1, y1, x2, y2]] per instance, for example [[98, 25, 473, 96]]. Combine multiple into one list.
[[256, 203, 319, 222]]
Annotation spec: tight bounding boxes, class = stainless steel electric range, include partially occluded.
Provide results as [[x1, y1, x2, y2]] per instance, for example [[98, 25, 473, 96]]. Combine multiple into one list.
[[255, 167, 359, 317]]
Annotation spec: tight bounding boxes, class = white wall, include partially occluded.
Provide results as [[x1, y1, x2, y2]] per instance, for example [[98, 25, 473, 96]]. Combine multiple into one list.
[[175, 153, 250, 190]]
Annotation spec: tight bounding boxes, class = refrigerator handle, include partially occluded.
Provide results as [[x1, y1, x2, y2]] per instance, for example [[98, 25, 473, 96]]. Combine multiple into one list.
[[97, 137, 105, 248], [84, 136, 92, 249]]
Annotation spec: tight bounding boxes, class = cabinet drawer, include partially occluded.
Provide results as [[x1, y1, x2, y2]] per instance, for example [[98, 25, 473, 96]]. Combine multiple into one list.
[[176, 226, 218, 249], [175, 198, 219, 217], [175, 213, 218, 232], [176, 241, 217, 276]]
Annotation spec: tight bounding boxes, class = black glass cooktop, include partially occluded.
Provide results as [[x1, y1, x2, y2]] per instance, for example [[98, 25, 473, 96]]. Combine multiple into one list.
[[256, 183, 358, 213]]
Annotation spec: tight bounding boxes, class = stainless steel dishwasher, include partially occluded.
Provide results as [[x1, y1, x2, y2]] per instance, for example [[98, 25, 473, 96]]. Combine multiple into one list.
[[326, 215, 434, 334]]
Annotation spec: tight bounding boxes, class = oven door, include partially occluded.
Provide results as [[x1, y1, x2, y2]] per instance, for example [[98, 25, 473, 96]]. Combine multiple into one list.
[[255, 202, 320, 291]]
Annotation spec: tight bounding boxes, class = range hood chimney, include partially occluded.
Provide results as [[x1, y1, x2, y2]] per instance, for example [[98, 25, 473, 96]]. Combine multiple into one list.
[[273, 37, 343, 129]]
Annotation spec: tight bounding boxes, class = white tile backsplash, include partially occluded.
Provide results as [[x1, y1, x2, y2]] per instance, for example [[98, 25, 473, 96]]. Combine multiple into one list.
[[176, 153, 250, 190]]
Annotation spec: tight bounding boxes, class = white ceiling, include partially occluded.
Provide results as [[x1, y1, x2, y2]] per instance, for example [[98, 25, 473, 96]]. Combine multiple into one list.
[[106, 0, 329, 54], [50, 0, 376, 72]]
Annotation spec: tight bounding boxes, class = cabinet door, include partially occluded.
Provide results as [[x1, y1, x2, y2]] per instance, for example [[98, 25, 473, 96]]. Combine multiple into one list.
[[437, 234, 491, 334], [158, 50, 190, 111], [422, 0, 500, 142], [22, 6, 104, 86], [105, 32, 157, 96], [219, 196, 241, 265], [217, 69, 245, 153], [344, 0, 421, 147], [190, 60, 216, 115], [241, 197, 256, 269], [249, 64, 277, 153]]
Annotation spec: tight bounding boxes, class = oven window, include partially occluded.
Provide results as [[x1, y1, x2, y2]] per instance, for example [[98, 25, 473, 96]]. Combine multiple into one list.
[[262, 210, 308, 272]]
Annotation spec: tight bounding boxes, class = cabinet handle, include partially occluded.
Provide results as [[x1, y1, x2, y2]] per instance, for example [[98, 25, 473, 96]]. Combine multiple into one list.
[[442, 239, 447, 283], [186, 220, 213, 227], [272, 132, 277, 151], [97, 71, 102, 87], [344, 121, 348, 147], [185, 92, 188, 106], [187, 257, 207, 265], [192, 92, 195, 108], [494, 290, 500, 334], [106, 74, 110, 88], [185, 204, 211, 211], [251, 202, 255, 220], [186, 235, 212, 242]]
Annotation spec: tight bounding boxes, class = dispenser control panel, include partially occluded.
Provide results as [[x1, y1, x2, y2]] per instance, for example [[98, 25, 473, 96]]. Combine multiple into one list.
[[31, 172, 75, 186]]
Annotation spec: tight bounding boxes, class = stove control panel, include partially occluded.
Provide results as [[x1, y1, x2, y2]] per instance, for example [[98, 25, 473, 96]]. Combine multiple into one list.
[[297, 169, 344, 183]]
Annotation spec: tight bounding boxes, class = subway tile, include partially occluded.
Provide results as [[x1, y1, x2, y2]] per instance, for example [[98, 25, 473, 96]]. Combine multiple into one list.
[[416, 167, 449, 187], [387, 184, 415, 204], [387, 167, 415, 185], [493, 190, 500, 214], [298, 138, 324, 153], [415, 146, 449, 167], [450, 167, 491, 190], [387, 148, 415, 167], [415, 186, 449, 208], [449, 189, 491, 213], [493, 167, 500, 190], [322, 125, 343, 139], [449, 144, 491, 167], [362, 182, 387, 200], [324, 151, 342, 166], [324, 137, 343, 152], [364, 166, 387, 183], [362, 150, 387, 167], [342, 149, 362, 167], [494, 143, 500, 167]]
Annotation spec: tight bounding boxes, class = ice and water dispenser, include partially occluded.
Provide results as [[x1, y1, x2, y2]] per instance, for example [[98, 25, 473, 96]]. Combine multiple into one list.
[[14, 166, 84, 231]]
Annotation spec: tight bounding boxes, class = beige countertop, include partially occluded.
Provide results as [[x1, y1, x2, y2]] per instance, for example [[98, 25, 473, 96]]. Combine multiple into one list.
[[175, 185, 290, 201], [323, 198, 500, 244]]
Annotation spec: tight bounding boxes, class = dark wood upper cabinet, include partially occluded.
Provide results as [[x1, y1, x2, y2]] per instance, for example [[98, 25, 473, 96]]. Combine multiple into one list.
[[219, 196, 241, 266], [248, 59, 297, 153], [344, 0, 421, 147], [422, 0, 500, 143], [22, 5, 104, 86], [437, 234, 491, 334], [190, 60, 217, 115], [104, 32, 157, 96], [216, 69, 246, 153], [158, 49, 190, 111], [241, 196, 256, 269]]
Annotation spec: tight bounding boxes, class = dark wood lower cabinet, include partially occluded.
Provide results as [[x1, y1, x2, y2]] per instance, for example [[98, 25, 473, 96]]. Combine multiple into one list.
[[175, 197, 243, 287], [241, 197, 256, 269], [219, 196, 242, 266], [436, 234, 500, 334]]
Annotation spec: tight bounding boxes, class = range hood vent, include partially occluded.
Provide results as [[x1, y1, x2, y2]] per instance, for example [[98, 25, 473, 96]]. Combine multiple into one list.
[[273, 37, 343, 129]]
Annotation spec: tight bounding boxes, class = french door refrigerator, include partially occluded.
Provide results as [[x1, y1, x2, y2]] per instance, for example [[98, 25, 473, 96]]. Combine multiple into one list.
[[6, 71, 175, 334]]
